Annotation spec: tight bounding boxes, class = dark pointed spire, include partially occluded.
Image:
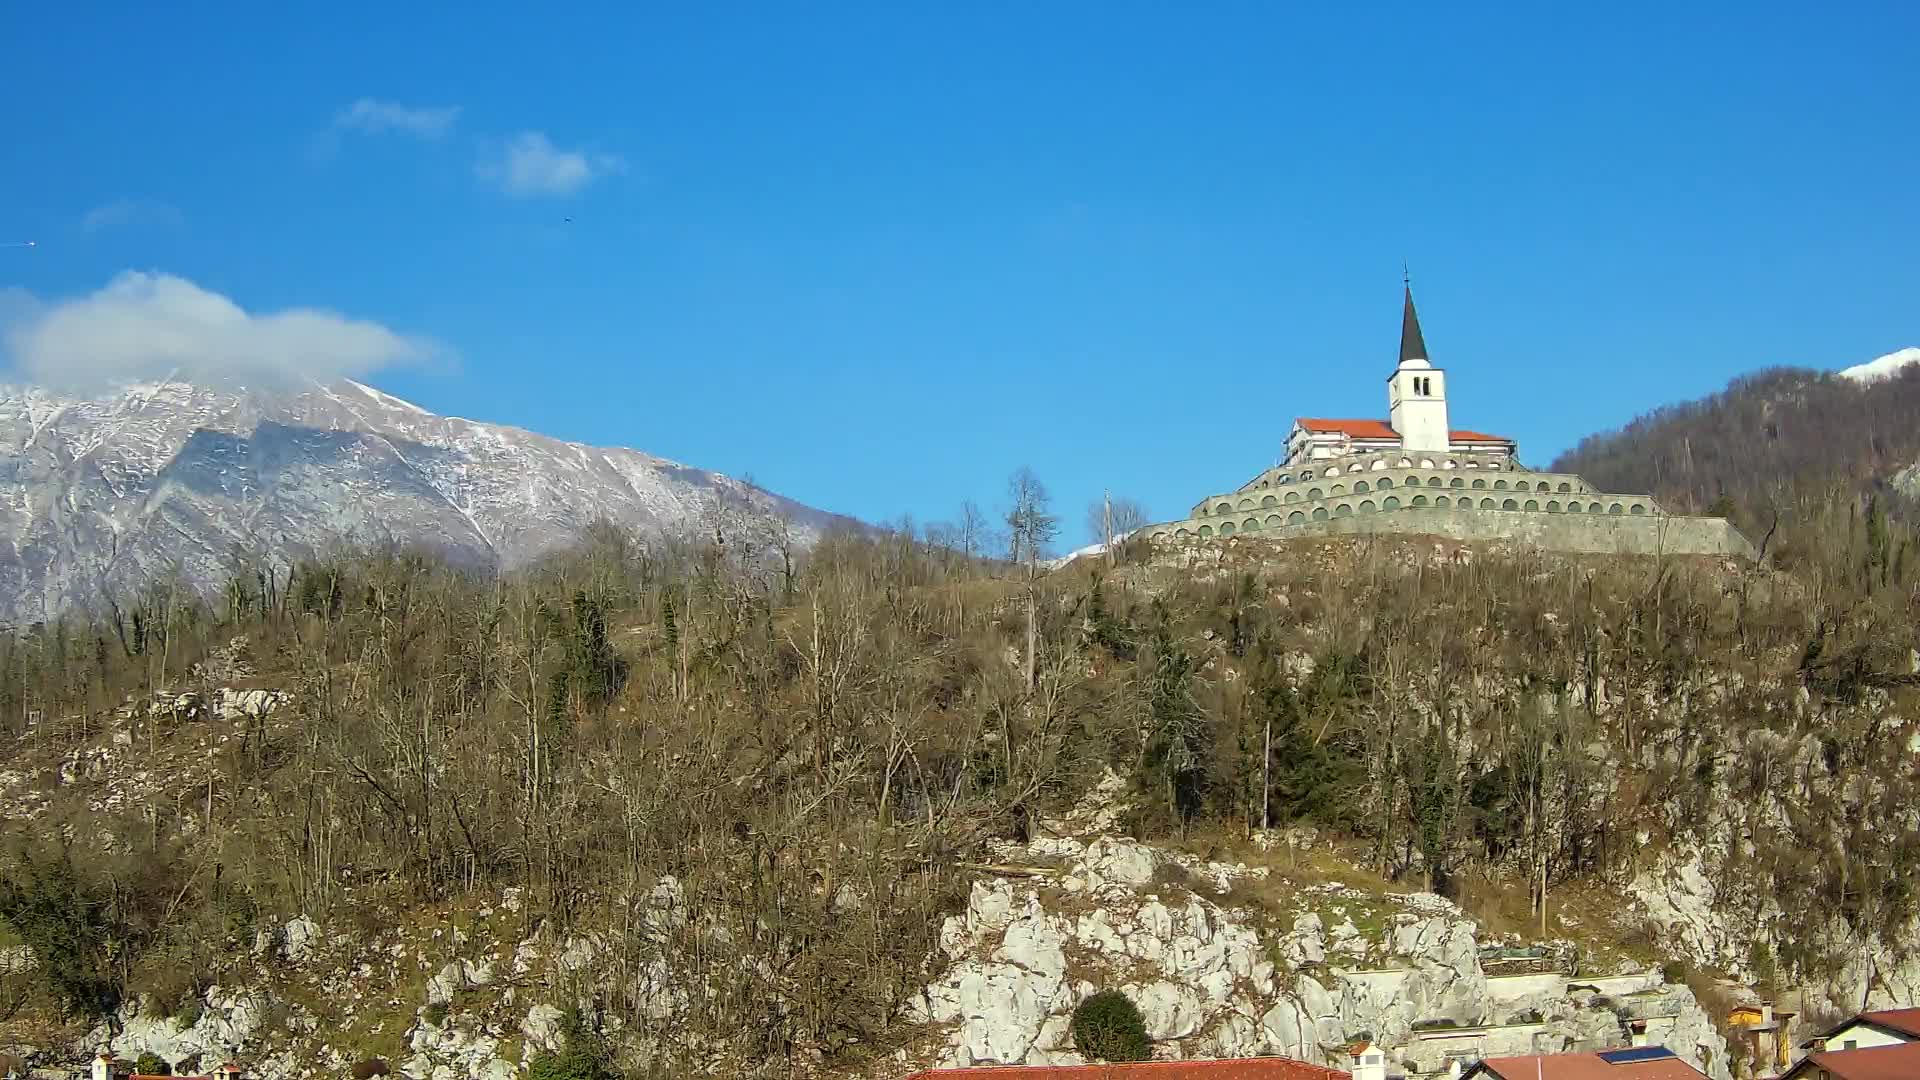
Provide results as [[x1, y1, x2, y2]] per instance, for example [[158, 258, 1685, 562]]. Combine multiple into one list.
[[1398, 283, 1429, 364]]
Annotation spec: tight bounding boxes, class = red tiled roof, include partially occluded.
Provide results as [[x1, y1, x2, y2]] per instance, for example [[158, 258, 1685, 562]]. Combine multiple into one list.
[[1293, 418, 1512, 444], [1787, 1041, 1920, 1079], [1471, 1052, 1707, 1079], [1858, 1007, 1920, 1039], [906, 1057, 1343, 1080]]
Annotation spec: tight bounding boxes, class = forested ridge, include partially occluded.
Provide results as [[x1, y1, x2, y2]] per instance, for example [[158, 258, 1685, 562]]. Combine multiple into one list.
[[1, 449, 1918, 1073], [1552, 364, 1920, 539]]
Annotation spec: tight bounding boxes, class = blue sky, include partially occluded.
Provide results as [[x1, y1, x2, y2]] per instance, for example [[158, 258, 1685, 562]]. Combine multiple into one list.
[[3, 3, 1916, 544]]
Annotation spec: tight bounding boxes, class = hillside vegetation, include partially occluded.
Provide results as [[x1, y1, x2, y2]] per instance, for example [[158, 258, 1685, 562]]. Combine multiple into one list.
[[1, 463, 1919, 1074], [1552, 365, 1920, 544]]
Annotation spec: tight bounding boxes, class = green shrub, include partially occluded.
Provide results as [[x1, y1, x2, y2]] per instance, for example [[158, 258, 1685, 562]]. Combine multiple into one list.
[[421, 1002, 450, 1027], [135, 1052, 171, 1075], [528, 1050, 620, 1080], [1660, 960, 1688, 984], [527, 1007, 621, 1080], [1071, 989, 1151, 1062]]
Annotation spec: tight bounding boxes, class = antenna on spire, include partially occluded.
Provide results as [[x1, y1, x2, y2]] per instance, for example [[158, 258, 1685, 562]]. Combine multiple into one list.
[[1402, 260, 1410, 287]]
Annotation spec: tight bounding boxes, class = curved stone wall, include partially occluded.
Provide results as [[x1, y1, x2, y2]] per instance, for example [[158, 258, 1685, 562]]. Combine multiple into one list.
[[1150, 453, 1750, 558], [1187, 465, 1636, 525]]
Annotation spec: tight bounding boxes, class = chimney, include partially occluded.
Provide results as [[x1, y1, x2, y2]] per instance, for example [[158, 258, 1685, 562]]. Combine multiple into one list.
[[1349, 1041, 1388, 1080]]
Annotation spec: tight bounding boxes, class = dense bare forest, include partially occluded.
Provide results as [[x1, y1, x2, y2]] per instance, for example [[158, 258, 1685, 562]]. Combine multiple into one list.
[[2, 447, 1919, 1072], [1552, 365, 1920, 535]]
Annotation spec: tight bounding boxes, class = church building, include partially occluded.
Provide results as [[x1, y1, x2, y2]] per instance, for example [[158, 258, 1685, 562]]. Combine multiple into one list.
[[1134, 286, 1755, 559]]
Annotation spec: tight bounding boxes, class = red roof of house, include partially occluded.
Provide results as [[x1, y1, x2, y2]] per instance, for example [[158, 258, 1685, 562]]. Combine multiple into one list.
[[1787, 1041, 1920, 1079], [906, 1057, 1343, 1080], [1293, 418, 1511, 444], [1857, 1007, 1920, 1039], [1469, 1052, 1707, 1079]]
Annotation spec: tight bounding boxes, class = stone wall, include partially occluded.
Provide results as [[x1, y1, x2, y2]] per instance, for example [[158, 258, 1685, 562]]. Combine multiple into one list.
[[1244, 507, 1755, 559]]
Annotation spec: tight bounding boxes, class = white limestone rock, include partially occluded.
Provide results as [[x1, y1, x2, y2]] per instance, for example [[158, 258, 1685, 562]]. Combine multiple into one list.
[[280, 916, 321, 965], [520, 1005, 566, 1052]]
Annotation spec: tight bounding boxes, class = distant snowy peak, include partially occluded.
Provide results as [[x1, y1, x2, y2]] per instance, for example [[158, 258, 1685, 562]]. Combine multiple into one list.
[[0, 376, 854, 623], [1838, 347, 1920, 384]]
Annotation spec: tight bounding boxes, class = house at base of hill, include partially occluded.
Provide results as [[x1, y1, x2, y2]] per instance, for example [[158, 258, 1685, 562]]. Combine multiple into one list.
[[903, 1054, 1351, 1080], [1461, 1046, 1708, 1079], [1799, 1008, 1920, 1054], [1779, 1039, 1920, 1079]]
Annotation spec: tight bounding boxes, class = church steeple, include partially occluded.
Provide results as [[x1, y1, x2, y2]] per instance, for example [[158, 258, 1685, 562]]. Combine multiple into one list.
[[1398, 284, 1429, 365], [1387, 278, 1449, 452]]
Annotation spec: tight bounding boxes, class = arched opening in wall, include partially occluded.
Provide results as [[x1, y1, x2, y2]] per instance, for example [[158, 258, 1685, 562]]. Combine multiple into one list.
[[1558, 482, 1571, 492], [1359, 500, 1376, 513], [1608, 503, 1624, 515], [1243, 518, 1260, 531], [1284, 491, 1300, 503], [1301, 471, 1314, 481], [1547, 501, 1562, 512], [1175, 528, 1192, 538], [1399, 457, 1413, 467], [1480, 498, 1497, 509], [1435, 495, 1451, 507], [1472, 478, 1487, 489], [1630, 504, 1647, 515], [1220, 521, 1237, 535], [1493, 479, 1507, 490], [1335, 503, 1354, 516], [1419, 458, 1435, 468], [1279, 474, 1293, 485], [1464, 460, 1479, 469], [1378, 476, 1394, 488], [1409, 495, 1425, 507], [1325, 465, 1342, 476], [1524, 499, 1539, 511], [1261, 495, 1278, 507], [1383, 496, 1401, 510], [1216, 502, 1232, 515], [1429, 476, 1444, 487], [1502, 498, 1519, 510], [1354, 480, 1371, 493], [1450, 477, 1465, 488], [1537, 481, 1551, 492], [1445, 459, 1459, 469], [1371, 459, 1387, 471], [1266, 514, 1284, 527], [1287, 511, 1305, 525], [1199, 525, 1214, 537], [1331, 483, 1347, 496], [1311, 507, 1328, 521], [1309, 488, 1323, 500], [1588, 502, 1603, 514], [1239, 499, 1254, 510]]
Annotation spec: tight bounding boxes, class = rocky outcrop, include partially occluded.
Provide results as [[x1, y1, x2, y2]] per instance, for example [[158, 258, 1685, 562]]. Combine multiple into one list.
[[911, 833, 1730, 1080]]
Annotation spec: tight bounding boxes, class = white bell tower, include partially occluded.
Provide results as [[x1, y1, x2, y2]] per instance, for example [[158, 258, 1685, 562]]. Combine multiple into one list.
[[1387, 283, 1450, 453]]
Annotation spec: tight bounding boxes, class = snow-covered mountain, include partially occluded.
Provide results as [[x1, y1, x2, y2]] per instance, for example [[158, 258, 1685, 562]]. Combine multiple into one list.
[[0, 378, 855, 623], [1838, 346, 1920, 383]]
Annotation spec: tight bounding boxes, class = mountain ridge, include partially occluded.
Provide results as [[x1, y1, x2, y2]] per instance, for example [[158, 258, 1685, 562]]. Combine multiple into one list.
[[0, 376, 854, 623]]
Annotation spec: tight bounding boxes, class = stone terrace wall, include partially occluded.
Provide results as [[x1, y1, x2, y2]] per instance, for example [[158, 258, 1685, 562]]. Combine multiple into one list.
[[1266, 507, 1755, 558]]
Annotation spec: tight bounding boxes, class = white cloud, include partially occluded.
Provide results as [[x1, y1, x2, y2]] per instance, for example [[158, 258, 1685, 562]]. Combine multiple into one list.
[[479, 132, 625, 197], [1, 272, 444, 391], [334, 98, 462, 139], [81, 198, 185, 233]]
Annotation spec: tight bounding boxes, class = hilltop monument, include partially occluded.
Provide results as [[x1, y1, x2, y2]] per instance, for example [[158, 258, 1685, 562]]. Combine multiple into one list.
[[1138, 286, 1754, 558]]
